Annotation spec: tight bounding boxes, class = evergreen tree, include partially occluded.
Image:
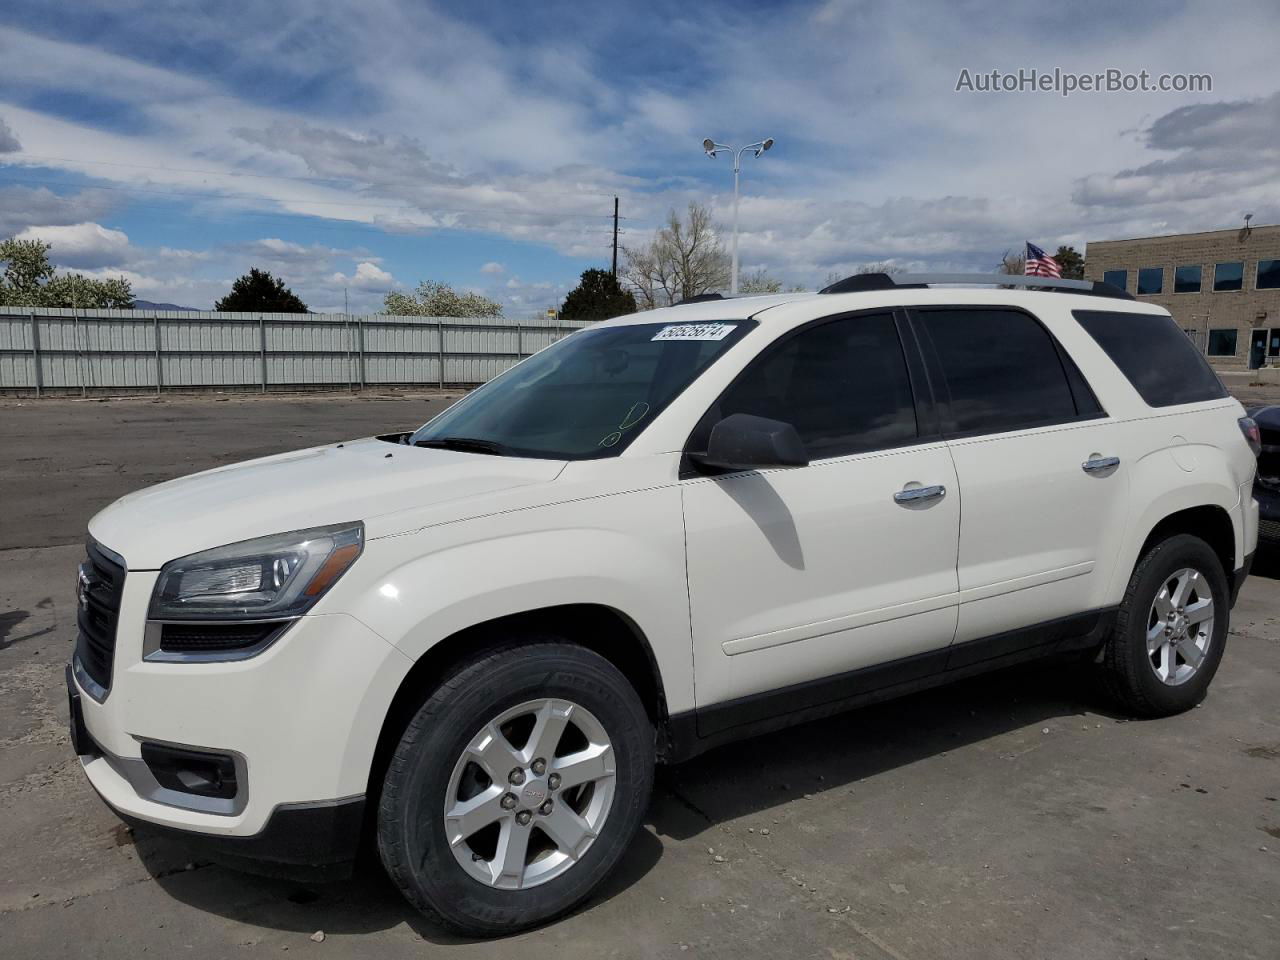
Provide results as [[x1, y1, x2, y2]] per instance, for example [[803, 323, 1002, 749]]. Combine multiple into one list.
[[215, 268, 308, 312], [560, 268, 637, 322]]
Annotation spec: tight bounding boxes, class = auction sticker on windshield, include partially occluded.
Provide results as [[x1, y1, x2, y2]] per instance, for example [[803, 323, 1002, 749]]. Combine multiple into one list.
[[651, 322, 738, 342]]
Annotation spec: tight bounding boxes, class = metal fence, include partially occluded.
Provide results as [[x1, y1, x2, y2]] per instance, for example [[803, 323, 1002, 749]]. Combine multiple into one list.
[[0, 308, 592, 396]]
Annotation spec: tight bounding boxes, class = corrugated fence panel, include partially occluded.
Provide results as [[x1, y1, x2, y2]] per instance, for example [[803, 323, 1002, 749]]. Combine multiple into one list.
[[0, 309, 591, 394], [0, 315, 34, 387]]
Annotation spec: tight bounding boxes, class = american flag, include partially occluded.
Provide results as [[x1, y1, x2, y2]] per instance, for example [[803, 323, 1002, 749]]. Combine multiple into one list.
[[1024, 242, 1062, 278]]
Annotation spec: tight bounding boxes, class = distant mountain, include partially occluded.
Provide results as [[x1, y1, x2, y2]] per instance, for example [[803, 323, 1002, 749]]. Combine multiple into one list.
[[132, 299, 198, 311]]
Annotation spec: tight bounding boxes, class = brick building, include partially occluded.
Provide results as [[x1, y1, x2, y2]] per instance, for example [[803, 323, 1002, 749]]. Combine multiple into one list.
[[1084, 224, 1280, 369]]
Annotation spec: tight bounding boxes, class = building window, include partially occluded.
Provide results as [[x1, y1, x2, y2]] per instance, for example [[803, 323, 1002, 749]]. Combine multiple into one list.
[[1258, 259, 1280, 290], [1207, 329, 1238, 356], [1137, 267, 1164, 295], [1103, 269, 1128, 291], [1173, 264, 1202, 293], [1214, 261, 1244, 291]]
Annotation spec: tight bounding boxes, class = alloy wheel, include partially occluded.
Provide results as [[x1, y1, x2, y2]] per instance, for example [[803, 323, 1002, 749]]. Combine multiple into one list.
[[443, 698, 616, 890], [1145, 566, 1214, 686]]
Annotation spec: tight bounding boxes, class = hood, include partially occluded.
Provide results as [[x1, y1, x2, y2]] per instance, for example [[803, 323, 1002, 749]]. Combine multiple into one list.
[[89, 437, 566, 569]]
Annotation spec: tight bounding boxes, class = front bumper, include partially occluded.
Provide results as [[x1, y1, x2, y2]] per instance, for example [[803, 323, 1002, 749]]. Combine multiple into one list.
[[70, 665, 366, 876], [68, 570, 412, 864]]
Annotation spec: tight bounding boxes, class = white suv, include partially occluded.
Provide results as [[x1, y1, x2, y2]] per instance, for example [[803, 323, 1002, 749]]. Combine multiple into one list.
[[68, 274, 1259, 935]]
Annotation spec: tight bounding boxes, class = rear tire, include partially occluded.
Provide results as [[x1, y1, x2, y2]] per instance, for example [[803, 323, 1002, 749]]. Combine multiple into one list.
[[1101, 534, 1229, 717], [376, 640, 654, 937]]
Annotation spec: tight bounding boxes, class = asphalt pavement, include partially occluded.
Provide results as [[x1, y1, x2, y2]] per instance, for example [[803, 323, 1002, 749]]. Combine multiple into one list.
[[2, 393, 1278, 959]]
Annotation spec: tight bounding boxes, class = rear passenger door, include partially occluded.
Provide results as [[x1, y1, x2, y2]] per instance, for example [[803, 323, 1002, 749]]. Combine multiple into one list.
[[909, 306, 1129, 646]]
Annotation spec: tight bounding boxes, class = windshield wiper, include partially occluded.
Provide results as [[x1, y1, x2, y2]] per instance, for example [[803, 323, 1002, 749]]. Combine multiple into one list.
[[412, 436, 510, 456]]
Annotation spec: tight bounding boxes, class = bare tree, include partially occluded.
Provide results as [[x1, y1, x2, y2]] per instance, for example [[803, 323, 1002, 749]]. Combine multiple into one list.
[[854, 261, 904, 276], [623, 203, 730, 308], [998, 250, 1026, 275], [739, 267, 783, 294]]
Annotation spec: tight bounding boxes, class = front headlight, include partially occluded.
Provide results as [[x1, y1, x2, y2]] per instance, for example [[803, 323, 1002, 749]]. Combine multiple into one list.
[[149, 522, 364, 621]]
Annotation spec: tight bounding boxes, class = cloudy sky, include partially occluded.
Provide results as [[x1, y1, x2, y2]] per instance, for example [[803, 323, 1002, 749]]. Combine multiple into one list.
[[1, 0, 1277, 313]]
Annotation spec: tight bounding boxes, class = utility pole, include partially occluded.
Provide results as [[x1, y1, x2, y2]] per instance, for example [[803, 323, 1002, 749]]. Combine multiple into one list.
[[611, 196, 619, 278]]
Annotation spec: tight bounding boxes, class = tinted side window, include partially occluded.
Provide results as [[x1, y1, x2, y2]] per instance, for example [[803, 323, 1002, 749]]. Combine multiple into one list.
[[712, 313, 917, 459], [1074, 310, 1228, 407], [916, 308, 1080, 436]]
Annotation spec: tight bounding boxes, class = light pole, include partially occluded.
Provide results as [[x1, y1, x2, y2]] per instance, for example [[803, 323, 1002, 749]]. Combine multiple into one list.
[[702, 137, 774, 295]]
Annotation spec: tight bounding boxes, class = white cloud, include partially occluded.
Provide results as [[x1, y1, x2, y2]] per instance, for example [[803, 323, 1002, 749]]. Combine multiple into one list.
[[0, 186, 117, 237], [3, 1, 1280, 297], [331, 260, 394, 291], [0, 116, 19, 153], [15, 221, 131, 268]]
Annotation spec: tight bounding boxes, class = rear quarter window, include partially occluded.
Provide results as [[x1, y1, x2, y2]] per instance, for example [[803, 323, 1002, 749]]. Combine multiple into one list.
[[1073, 310, 1228, 407]]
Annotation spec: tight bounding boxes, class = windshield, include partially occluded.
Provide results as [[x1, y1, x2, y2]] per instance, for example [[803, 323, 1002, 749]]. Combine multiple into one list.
[[409, 319, 754, 459]]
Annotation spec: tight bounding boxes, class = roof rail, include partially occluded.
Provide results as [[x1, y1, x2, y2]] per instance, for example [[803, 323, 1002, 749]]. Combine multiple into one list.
[[819, 272, 1133, 300], [675, 293, 726, 305]]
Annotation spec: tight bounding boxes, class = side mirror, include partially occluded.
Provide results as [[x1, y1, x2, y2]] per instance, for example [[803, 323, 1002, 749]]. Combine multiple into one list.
[[690, 413, 809, 472]]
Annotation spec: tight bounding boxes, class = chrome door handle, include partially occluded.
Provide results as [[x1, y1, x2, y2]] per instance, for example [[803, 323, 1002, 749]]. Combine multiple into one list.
[[1082, 456, 1120, 473], [894, 484, 946, 504]]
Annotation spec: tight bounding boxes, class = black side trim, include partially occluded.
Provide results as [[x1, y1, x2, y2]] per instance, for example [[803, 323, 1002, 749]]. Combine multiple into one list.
[[1231, 551, 1254, 607], [944, 610, 1103, 671], [662, 607, 1116, 763], [112, 797, 365, 881]]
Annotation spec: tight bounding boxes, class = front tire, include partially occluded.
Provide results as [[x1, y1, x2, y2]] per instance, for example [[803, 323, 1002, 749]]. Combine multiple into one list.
[[1102, 534, 1229, 717], [376, 641, 654, 936]]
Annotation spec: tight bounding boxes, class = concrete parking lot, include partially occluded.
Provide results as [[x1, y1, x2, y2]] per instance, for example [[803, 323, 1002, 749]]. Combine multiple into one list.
[[2, 393, 1279, 959]]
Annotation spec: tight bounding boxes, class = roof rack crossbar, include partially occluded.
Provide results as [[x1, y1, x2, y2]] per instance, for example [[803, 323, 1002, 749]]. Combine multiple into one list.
[[819, 272, 1133, 300]]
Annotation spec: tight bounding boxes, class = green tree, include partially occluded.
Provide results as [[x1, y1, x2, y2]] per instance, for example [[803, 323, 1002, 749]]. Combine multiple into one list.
[[0, 237, 134, 308], [1053, 245, 1085, 280], [559, 268, 637, 322], [215, 268, 308, 312], [384, 280, 503, 318]]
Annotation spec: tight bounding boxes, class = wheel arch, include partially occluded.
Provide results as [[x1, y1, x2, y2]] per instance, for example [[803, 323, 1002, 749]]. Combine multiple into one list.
[[1136, 503, 1236, 581], [366, 602, 669, 803]]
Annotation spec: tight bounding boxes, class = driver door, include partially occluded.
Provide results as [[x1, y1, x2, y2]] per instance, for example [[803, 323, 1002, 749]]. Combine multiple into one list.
[[681, 310, 961, 735]]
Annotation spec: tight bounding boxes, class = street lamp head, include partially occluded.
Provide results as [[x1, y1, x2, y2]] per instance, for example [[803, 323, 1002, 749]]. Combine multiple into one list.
[[755, 137, 774, 158], [702, 138, 717, 157]]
